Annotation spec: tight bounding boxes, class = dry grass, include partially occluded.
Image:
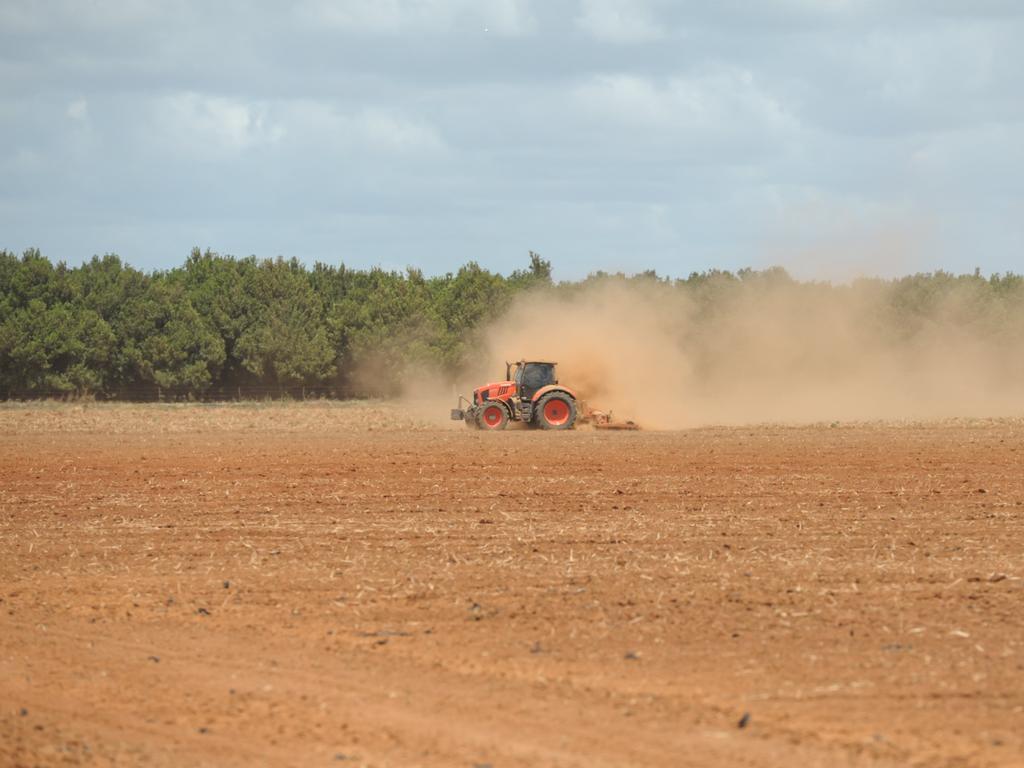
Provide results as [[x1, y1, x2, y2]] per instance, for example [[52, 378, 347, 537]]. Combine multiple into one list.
[[1, 399, 1021, 436], [0, 400, 449, 435]]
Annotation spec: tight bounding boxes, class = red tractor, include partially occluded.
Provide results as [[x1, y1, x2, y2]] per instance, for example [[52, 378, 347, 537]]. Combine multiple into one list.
[[451, 360, 579, 430]]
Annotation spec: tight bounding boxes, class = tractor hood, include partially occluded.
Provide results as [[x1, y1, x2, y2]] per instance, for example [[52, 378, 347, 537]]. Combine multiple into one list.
[[474, 380, 515, 404]]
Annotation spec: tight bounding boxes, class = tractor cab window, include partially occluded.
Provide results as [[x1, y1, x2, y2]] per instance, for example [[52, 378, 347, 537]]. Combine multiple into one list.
[[518, 363, 555, 400]]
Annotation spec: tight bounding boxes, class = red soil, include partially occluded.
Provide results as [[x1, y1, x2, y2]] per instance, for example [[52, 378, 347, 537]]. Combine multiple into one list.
[[1, 405, 1021, 766]]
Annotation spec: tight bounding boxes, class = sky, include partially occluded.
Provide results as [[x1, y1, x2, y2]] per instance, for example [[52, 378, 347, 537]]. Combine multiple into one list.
[[1, 0, 1022, 280]]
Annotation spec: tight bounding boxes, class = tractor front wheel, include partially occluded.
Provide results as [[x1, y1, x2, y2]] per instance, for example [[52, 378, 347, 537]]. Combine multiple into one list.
[[477, 403, 509, 430], [535, 393, 577, 430]]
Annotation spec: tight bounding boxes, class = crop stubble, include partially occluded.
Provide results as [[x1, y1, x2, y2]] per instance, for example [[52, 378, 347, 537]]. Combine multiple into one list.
[[1, 403, 1022, 767]]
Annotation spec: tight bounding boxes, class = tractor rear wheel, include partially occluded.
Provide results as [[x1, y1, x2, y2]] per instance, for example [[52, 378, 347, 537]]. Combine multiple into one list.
[[477, 402, 509, 430], [535, 392, 576, 430]]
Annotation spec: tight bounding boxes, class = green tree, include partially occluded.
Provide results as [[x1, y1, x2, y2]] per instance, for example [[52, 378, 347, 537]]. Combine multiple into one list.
[[234, 257, 335, 393], [133, 280, 226, 397], [0, 299, 115, 397]]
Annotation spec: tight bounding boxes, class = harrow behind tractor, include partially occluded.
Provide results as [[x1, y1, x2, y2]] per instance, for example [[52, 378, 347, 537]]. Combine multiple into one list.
[[450, 360, 638, 431]]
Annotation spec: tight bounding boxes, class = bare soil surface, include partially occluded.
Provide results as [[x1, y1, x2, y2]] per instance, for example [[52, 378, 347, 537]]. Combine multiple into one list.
[[1, 403, 1022, 767]]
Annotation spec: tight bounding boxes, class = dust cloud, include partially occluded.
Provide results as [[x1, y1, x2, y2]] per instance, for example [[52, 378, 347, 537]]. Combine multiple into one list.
[[395, 364, 467, 428], [474, 277, 1024, 428]]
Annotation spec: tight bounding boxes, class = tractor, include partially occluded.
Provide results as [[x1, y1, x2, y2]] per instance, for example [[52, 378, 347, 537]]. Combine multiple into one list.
[[451, 360, 578, 430], [451, 360, 638, 431]]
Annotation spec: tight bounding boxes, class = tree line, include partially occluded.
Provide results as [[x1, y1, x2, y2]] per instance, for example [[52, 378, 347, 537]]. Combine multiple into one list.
[[0, 248, 552, 400], [1, 247, 1022, 400]]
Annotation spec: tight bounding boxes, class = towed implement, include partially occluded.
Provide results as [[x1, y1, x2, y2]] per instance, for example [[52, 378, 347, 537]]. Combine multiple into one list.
[[450, 360, 638, 431]]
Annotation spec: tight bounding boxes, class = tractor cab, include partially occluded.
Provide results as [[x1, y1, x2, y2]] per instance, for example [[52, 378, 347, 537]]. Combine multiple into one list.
[[509, 360, 557, 401]]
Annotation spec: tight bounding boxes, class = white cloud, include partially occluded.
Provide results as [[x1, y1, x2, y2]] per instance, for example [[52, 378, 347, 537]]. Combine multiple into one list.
[[151, 94, 444, 161], [2, 0, 189, 33], [8, 147, 42, 172], [2, 1, 1023, 275], [304, 0, 534, 36], [575, 0, 664, 43], [66, 98, 88, 121], [860, 24, 997, 103], [910, 122, 1024, 197], [573, 70, 798, 153], [356, 109, 445, 153], [155, 93, 285, 153], [278, 101, 446, 156]]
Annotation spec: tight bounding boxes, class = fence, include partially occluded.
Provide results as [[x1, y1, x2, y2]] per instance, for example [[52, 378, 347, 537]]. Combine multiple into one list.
[[0, 384, 377, 403]]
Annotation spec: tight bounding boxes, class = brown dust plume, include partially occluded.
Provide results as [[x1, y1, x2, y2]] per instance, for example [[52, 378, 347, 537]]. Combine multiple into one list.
[[474, 276, 1024, 428]]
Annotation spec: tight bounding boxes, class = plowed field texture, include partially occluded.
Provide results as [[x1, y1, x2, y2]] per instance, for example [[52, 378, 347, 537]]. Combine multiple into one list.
[[2, 402, 1022, 767]]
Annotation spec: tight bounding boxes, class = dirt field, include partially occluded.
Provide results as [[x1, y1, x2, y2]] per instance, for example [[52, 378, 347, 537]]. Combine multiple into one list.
[[1, 402, 1022, 767]]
